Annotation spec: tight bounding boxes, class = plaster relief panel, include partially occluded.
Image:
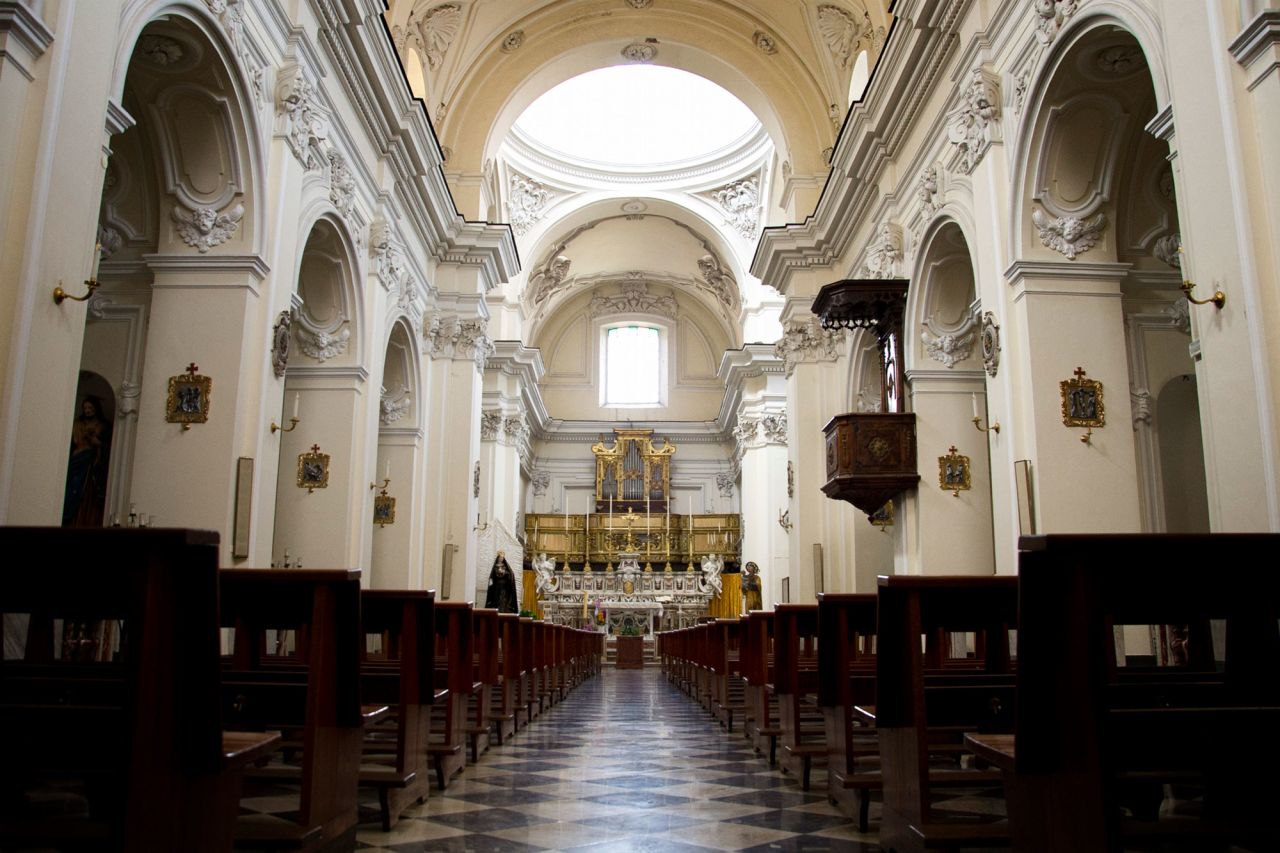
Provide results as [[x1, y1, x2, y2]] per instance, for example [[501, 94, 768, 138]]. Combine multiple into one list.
[[678, 318, 717, 383], [544, 313, 590, 382], [1033, 95, 1129, 219], [149, 85, 243, 212], [294, 224, 354, 364]]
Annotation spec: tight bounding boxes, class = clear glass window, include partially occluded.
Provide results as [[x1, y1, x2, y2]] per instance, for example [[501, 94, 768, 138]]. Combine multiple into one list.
[[604, 326, 661, 406]]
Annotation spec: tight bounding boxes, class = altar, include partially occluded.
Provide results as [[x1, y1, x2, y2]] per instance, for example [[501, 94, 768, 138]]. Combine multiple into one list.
[[523, 429, 741, 634], [533, 555, 721, 637]]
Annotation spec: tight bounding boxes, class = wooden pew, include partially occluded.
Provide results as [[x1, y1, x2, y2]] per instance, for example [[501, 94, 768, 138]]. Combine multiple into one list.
[[742, 610, 781, 765], [875, 576, 1017, 853], [817, 593, 880, 832], [965, 534, 1280, 853], [774, 604, 826, 790], [466, 608, 499, 763], [359, 589, 435, 831], [708, 619, 749, 733], [0, 528, 279, 853], [430, 601, 474, 790], [489, 613, 522, 742], [219, 568, 372, 852], [518, 617, 540, 724]]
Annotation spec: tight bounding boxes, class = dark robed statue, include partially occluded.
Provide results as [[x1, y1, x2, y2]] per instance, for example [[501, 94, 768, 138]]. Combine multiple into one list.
[[484, 550, 519, 613]]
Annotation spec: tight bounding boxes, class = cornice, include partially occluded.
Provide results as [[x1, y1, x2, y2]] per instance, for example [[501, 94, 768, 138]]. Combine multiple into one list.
[[1230, 9, 1280, 89], [0, 1, 54, 81], [143, 253, 271, 279], [503, 124, 773, 188], [714, 344, 786, 430]]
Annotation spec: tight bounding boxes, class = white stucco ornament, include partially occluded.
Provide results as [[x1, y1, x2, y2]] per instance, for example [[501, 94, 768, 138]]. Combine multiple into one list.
[[1032, 208, 1106, 260], [172, 202, 243, 253]]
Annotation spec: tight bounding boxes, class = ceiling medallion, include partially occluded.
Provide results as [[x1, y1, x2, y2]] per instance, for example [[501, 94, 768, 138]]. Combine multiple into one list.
[[621, 199, 648, 214], [621, 42, 658, 63]]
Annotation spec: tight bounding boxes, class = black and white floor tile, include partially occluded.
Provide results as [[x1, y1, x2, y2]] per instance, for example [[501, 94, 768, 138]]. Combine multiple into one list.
[[352, 668, 889, 852]]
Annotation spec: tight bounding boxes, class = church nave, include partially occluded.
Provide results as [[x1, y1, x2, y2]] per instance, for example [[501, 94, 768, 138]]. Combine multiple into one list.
[[348, 668, 887, 852]]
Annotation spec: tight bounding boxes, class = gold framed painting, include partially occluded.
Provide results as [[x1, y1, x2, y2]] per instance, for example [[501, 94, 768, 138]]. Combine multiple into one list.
[[297, 444, 330, 493], [1060, 367, 1105, 428], [165, 363, 211, 430], [373, 493, 396, 526], [938, 446, 972, 494]]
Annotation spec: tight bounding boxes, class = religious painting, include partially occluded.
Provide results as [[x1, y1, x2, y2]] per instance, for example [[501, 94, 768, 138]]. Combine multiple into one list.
[[870, 500, 894, 529], [1060, 367, 1105, 428], [938, 446, 971, 494], [297, 444, 330, 493], [62, 372, 114, 528], [165, 362, 211, 430], [373, 493, 396, 526]]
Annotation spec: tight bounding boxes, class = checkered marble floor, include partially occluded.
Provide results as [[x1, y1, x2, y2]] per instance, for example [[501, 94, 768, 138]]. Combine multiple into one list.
[[352, 667, 885, 852]]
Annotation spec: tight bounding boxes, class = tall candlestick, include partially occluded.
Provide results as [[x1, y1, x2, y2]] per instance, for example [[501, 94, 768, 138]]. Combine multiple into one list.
[[90, 242, 102, 282], [293, 392, 300, 419], [972, 393, 979, 419], [384, 459, 390, 481]]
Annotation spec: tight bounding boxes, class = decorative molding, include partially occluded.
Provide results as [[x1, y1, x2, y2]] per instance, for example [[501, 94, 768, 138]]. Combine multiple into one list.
[[295, 320, 350, 362], [856, 392, 882, 413], [981, 311, 1001, 378], [1165, 298, 1191, 336], [711, 177, 761, 239], [526, 255, 572, 310], [733, 416, 760, 460], [1034, 0, 1080, 46], [171, 202, 244, 253], [137, 34, 185, 67], [118, 380, 142, 419], [753, 30, 778, 55], [588, 279, 677, 319], [624, 0, 653, 8], [531, 469, 551, 496], [380, 385, 411, 425], [501, 30, 524, 53], [328, 149, 356, 218], [1230, 9, 1280, 88], [858, 222, 904, 278], [695, 255, 739, 311], [947, 68, 1001, 175], [761, 412, 788, 445], [917, 165, 941, 220], [370, 220, 407, 292], [271, 310, 292, 378], [1096, 44, 1145, 75], [816, 3, 882, 68], [1154, 233, 1181, 269], [97, 225, 123, 259], [276, 63, 329, 168], [424, 312, 494, 370], [921, 308, 978, 368], [502, 414, 529, 446], [1032, 208, 1106, 260], [621, 42, 657, 63], [716, 471, 735, 497], [774, 318, 845, 377], [507, 172, 551, 237], [413, 3, 462, 70], [1130, 387, 1153, 428], [480, 409, 502, 441]]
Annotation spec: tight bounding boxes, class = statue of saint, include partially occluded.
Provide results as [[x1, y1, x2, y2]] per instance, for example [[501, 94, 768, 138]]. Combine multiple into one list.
[[533, 552, 559, 596], [699, 553, 724, 597], [741, 561, 763, 613], [484, 550, 519, 613], [63, 395, 111, 527]]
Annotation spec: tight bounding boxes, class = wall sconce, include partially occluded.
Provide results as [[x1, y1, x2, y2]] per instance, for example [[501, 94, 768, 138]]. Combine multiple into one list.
[[53, 243, 102, 305], [271, 392, 301, 434], [778, 508, 793, 532], [1181, 279, 1225, 310], [1179, 249, 1225, 309], [971, 393, 1000, 434]]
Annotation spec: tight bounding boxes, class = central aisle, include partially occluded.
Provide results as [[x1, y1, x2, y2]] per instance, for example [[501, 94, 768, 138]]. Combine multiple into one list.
[[354, 667, 875, 852]]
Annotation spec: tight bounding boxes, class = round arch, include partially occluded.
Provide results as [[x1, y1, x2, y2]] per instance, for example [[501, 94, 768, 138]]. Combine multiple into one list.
[[438, 2, 834, 194]]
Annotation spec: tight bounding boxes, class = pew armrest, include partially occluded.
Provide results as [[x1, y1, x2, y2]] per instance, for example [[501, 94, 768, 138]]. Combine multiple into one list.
[[963, 732, 1014, 770], [362, 704, 392, 724], [222, 730, 282, 769]]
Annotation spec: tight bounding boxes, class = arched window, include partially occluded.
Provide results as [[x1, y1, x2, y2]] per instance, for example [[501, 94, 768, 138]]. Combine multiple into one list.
[[603, 325, 664, 407]]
